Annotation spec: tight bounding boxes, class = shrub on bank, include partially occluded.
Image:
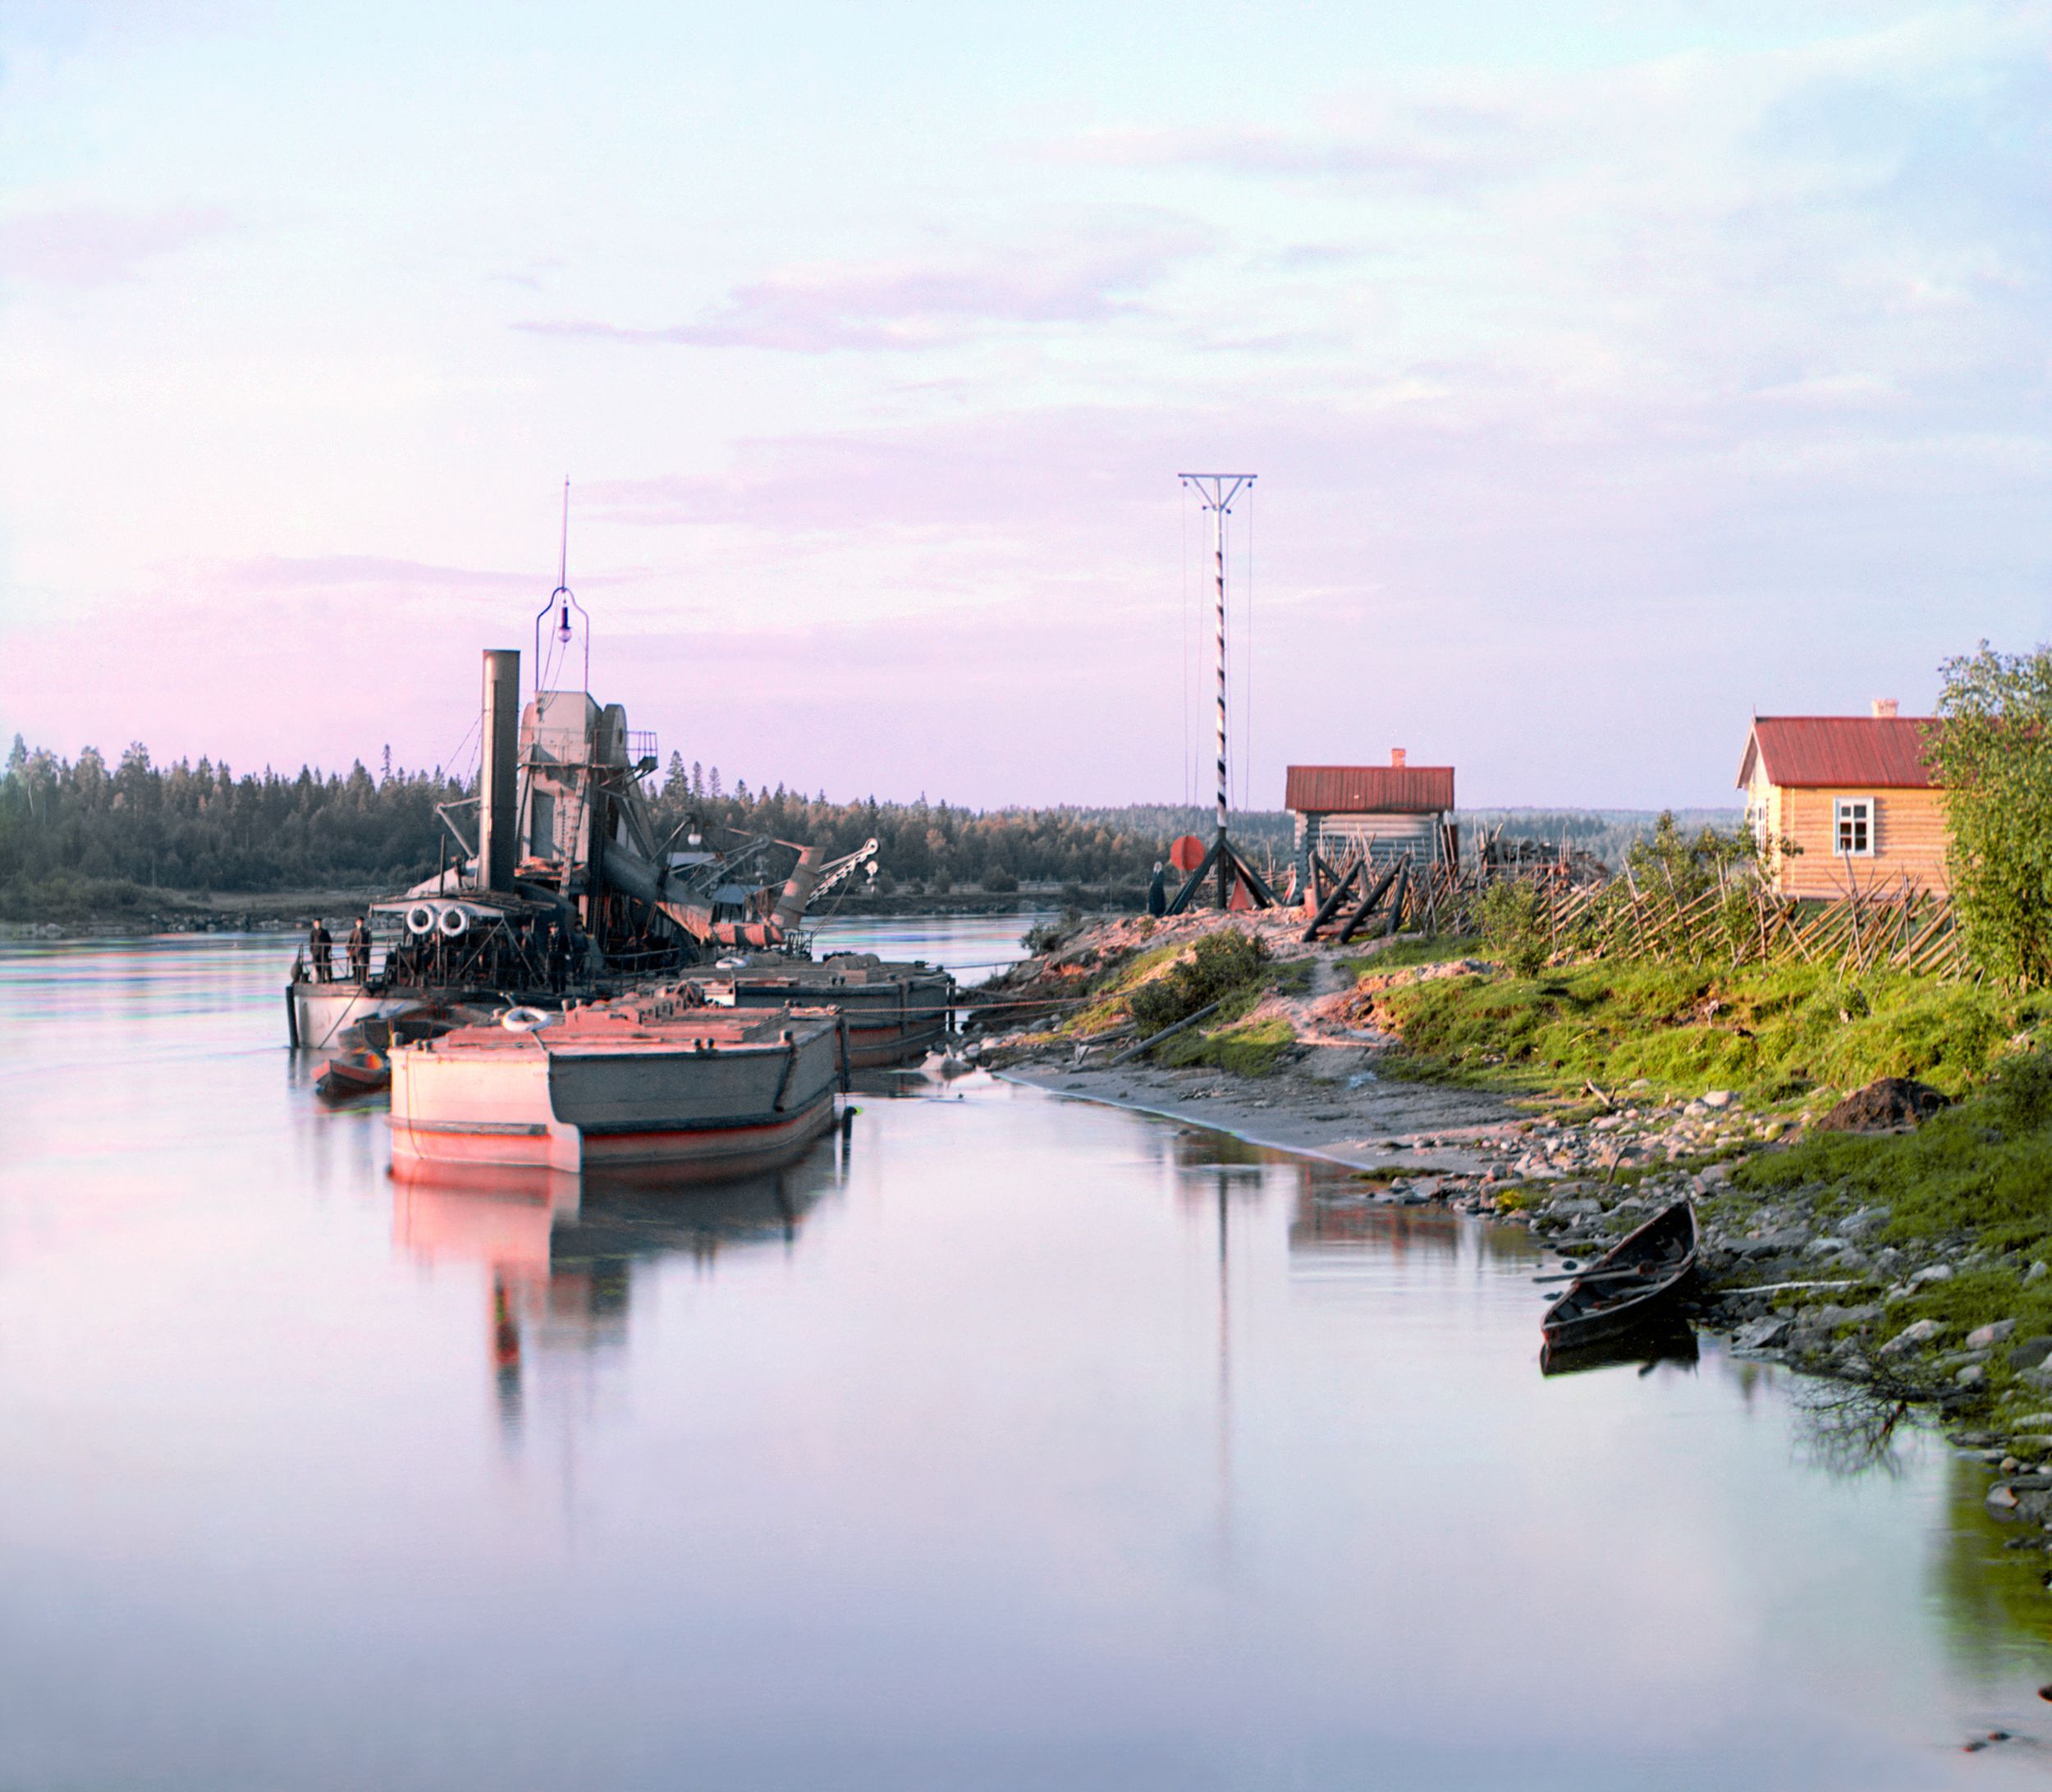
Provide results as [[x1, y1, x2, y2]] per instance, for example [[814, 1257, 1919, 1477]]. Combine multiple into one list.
[[1477, 880, 1550, 977], [1128, 928, 1271, 1035]]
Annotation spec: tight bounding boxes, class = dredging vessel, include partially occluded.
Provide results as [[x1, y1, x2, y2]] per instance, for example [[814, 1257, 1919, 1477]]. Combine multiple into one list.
[[284, 557, 957, 1056], [286, 641, 880, 1051]]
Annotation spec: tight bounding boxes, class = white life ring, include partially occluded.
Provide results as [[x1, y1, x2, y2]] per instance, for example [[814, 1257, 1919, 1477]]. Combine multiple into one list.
[[437, 905, 469, 937], [405, 903, 437, 936], [501, 1006, 551, 1033]]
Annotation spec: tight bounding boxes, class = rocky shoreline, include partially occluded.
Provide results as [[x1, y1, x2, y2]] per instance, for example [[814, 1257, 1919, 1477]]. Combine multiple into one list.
[[963, 909, 2052, 1538]]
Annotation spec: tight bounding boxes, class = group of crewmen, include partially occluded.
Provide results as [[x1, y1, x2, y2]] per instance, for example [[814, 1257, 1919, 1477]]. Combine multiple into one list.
[[307, 910, 586, 994], [304, 917, 371, 983]]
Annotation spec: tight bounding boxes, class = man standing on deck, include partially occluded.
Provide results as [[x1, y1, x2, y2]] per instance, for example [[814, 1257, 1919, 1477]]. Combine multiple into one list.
[[309, 917, 333, 983], [346, 916, 370, 983]]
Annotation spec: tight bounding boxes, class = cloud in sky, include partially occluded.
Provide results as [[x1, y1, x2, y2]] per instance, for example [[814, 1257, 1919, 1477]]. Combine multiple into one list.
[[1, 2, 2048, 810], [213, 554, 534, 592], [1056, 107, 1520, 194], [517, 213, 1209, 351], [0, 204, 228, 288]]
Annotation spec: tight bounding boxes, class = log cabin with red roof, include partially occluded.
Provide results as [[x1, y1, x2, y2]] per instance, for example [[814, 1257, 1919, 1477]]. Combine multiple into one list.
[[1737, 700, 1947, 897], [1286, 750, 1455, 886]]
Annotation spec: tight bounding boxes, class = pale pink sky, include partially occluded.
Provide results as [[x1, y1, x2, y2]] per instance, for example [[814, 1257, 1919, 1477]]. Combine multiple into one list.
[[2, 2, 2046, 808]]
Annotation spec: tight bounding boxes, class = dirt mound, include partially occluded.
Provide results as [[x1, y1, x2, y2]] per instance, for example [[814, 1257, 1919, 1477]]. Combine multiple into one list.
[[1816, 1077, 1949, 1134]]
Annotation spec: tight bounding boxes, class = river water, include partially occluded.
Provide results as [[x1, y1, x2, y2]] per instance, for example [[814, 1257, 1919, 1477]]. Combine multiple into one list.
[[3, 925, 2051, 1790]]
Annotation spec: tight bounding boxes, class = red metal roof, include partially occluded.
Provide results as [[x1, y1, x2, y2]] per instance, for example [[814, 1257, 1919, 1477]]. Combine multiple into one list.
[[1285, 764, 1454, 814], [1739, 717, 1937, 790]]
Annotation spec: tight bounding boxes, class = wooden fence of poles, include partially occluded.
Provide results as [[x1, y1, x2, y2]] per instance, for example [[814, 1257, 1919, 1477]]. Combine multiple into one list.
[[1297, 845, 1963, 979]]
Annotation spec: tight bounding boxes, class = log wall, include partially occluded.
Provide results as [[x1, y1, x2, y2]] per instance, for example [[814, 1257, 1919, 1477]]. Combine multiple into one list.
[[1761, 782, 1950, 897]]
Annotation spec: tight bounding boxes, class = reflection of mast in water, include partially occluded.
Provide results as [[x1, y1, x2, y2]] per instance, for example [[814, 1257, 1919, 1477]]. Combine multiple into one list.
[[1170, 1134, 1280, 1571], [1215, 1177, 1233, 1566]]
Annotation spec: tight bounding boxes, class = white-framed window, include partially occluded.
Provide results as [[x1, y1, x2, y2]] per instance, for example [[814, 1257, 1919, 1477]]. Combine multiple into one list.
[[1834, 797, 1873, 858]]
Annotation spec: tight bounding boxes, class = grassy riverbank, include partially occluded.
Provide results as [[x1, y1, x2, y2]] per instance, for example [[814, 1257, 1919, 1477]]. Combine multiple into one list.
[[1367, 952, 2041, 1103]]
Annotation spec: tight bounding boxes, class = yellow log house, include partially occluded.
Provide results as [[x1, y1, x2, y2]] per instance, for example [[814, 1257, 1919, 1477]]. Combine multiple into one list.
[[1737, 701, 1949, 897]]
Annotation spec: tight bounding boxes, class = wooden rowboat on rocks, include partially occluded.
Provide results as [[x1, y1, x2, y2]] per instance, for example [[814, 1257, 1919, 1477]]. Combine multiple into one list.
[[1541, 1199, 1699, 1353]]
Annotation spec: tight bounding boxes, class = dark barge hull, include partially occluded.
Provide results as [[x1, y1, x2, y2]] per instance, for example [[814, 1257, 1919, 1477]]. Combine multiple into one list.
[[694, 959, 956, 1068]]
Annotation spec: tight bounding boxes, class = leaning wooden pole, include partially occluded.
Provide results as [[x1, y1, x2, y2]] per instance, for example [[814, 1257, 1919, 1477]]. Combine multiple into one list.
[[1303, 858, 1362, 941]]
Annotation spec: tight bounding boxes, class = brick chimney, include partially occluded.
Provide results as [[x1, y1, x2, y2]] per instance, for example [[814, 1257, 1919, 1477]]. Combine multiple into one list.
[[1390, 747, 1408, 768], [1871, 698, 1899, 718]]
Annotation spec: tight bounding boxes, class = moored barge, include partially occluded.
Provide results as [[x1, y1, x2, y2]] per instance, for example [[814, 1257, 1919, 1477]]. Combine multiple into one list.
[[689, 951, 954, 1069], [391, 991, 845, 1177]]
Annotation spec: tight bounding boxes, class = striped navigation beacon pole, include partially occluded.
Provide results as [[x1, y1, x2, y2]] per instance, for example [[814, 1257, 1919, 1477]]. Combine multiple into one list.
[[1169, 473, 1278, 914]]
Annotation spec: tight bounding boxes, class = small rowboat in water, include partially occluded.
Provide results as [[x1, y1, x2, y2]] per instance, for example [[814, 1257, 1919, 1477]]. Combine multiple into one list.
[[317, 1048, 391, 1101], [1541, 1198, 1698, 1352]]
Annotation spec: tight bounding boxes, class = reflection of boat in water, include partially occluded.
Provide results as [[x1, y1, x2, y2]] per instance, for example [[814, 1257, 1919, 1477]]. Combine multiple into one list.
[[1541, 1200, 1699, 1351], [1541, 1318, 1699, 1378], [390, 992, 845, 1176], [394, 1152, 839, 1281], [394, 1143, 842, 1423], [549, 1166, 828, 1267]]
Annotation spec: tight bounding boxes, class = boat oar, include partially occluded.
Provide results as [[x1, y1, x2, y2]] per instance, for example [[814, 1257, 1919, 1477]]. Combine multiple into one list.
[[1531, 1264, 1664, 1285]]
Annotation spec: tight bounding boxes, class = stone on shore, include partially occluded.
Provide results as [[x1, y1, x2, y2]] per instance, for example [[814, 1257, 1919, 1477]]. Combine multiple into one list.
[[1882, 1318, 1943, 1355]]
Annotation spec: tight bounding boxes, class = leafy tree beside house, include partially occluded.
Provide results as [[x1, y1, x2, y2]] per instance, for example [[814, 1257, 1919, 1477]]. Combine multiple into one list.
[[1928, 643, 2052, 987]]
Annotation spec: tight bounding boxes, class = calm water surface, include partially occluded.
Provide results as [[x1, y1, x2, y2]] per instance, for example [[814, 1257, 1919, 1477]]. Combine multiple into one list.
[[4, 930, 2052, 1790]]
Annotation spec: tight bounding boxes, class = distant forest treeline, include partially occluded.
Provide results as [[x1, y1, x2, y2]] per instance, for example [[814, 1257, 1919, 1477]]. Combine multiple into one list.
[[0, 736, 1738, 904], [0, 739, 1260, 899]]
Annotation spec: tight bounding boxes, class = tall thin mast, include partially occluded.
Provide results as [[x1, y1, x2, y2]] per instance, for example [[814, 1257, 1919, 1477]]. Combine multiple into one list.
[[1179, 474, 1255, 910]]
